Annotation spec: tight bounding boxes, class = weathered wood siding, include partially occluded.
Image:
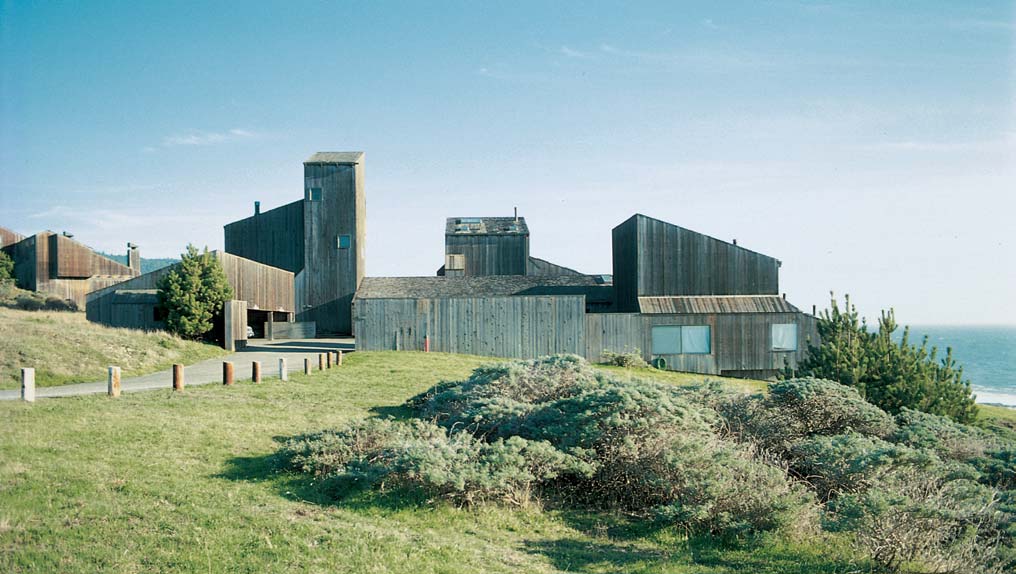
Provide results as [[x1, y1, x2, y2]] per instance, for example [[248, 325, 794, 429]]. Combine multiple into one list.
[[86, 252, 294, 333], [355, 295, 585, 358], [585, 311, 818, 376], [445, 234, 529, 276], [266, 321, 316, 339], [300, 160, 365, 334], [223, 200, 305, 274], [612, 215, 780, 311], [224, 300, 248, 351]]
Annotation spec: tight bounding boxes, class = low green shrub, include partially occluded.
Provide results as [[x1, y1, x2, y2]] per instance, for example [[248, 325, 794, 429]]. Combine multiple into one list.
[[600, 348, 649, 369], [14, 293, 44, 311], [43, 295, 78, 312], [892, 407, 999, 463]]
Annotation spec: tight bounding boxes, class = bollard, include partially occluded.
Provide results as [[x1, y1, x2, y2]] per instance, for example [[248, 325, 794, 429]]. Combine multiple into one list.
[[223, 361, 234, 386], [326, 352, 333, 368], [108, 366, 121, 398], [331, 351, 338, 366], [337, 350, 343, 366], [252, 361, 261, 383], [279, 358, 288, 382], [172, 364, 184, 391], [304, 357, 311, 375], [21, 368, 35, 402], [319, 353, 325, 370]]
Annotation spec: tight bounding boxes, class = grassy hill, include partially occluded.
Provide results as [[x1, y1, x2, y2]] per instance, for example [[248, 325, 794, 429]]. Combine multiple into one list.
[[1, 351, 870, 573], [0, 308, 225, 390]]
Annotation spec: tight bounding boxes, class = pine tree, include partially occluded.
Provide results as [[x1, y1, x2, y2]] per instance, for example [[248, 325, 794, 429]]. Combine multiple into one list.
[[795, 294, 977, 423], [156, 245, 234, 341]]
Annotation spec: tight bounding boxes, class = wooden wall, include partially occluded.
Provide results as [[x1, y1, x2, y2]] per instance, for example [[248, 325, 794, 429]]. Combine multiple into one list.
[[612, 215, 780, 311], [300, 160, 365, 335], [87, 251, 294, 333], [445, 233, 529, 276], [354, 295, 586, 358], [224, 300, 248, 351], [223, 200, 305, 274], [585, 311, 818, 376]]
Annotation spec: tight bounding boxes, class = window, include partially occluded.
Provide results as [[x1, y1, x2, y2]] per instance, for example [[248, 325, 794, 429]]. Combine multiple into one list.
[[651, 325, 711, 355], [772, 323, 798, 351], [306, 187, 322, 201], [445, 254, 465, 271], [337, 234, 351, 249]]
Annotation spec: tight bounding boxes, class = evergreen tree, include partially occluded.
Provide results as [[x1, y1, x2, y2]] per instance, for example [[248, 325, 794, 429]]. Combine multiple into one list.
[[0, 250, 14, 286], [156, 245, 233, 341], [795, 294, 977, 423]]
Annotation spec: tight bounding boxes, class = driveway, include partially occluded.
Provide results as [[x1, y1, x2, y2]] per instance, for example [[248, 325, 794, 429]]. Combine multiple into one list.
[[1, 338, 354, 400]]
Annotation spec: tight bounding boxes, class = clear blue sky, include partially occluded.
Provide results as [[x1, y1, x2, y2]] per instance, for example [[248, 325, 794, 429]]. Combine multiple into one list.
[[1, 1, 1013, 324]]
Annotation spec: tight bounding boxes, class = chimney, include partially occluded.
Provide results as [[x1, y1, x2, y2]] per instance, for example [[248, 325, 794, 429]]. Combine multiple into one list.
[[127, 242, 140, 275], [732, 238, 737, 246], [254, 201, 261, 216], [782, 292, 787, 300], [514, 206, 518, 223]]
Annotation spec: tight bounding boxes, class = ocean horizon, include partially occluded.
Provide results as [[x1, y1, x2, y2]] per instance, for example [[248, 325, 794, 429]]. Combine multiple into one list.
[[901, 325, 1016, 408]]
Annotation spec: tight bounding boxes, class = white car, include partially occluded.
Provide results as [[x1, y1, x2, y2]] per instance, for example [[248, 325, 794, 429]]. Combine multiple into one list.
[[246, 325, 255, 339]]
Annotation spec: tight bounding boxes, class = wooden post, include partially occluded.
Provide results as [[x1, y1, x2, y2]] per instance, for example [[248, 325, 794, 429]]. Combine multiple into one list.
[[326, 352, 333, 369], [252, 361, 261, 383], [223, 362, 234, 386], [304, 357, 311, 375], [337, 350, 343, 366], [318, 353, 325, 371], [279, 358, 288, 381], [108, 366, 121, 398], [21, 368, 35, 402], [172, 364, 184, 391]]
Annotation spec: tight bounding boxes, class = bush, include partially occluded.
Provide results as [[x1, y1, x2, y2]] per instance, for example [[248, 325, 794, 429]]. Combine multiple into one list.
[[892, 408, 999, 463], [600, 348, 649, 369], [0, 250, 13, 286], [409, 355, 815, 536], [43, 296, 78, 312], [156, 244, 233, 340], [14, 293, 44, 311], [282, 418, 592, 507], [796, 294, 977, 423], [720, 378, 897, 454]]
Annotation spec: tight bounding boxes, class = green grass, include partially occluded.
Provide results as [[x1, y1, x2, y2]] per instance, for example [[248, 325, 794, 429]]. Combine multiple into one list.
[[0, 307, 226, 390], [0, 351, 866, 573]]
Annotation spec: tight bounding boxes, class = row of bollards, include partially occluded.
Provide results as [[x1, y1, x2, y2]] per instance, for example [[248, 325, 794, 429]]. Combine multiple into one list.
[[18, 350, 344, 401]]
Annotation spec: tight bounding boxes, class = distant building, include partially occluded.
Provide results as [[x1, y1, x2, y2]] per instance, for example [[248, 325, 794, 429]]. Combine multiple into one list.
[[1, 227, 140, 308], [355, 213, 817, 378], [224, 152, 365, 335], [86, 251, 296, 350]]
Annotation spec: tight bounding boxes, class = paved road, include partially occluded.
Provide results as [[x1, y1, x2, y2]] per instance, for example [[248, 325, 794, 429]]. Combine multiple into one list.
[[1, 338, 354, 401]]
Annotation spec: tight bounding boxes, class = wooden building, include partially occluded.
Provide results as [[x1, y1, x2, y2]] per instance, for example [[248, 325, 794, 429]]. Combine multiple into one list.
[[356, 212, 817, 379], [224, 152, 365, 335], [86, 251, 295, 350], [1, 229, 140, 308]]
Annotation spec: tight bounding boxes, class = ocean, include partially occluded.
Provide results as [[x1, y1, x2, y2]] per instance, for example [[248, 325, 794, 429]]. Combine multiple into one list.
[[903, 326, 1016, 407]]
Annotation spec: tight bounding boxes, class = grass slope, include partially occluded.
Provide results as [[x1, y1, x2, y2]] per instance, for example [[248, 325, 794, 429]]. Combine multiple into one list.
[[0, 308, 226, 390], [0, 352, 863, 573]]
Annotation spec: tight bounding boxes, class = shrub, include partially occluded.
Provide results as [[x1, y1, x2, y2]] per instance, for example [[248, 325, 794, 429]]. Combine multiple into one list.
[[720, 378, 897, 454], [0, 250, 13, 286], [892, 407, 1000, 463], [156, 244, 233, 340], [14, 293, 44, 311], [796, 294, 978, 423], [43, 295, 78, 312], [282, 418, 592, 506], [600, 348, 649, 369]]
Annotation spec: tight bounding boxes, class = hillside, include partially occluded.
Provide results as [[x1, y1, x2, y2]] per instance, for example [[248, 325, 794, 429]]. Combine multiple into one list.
[[0, 308, 225, 390], [0, 352, 868, 573], [95, 251, 178, 274]]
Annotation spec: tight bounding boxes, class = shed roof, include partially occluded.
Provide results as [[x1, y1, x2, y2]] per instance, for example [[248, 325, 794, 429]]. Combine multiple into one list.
[[445, 217, 529, 236], [638, 295, 801, 314], [304, 152, 364, 164], [356, 275, 605, 300]]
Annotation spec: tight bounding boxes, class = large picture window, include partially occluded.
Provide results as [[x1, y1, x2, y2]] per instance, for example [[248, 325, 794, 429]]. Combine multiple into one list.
[[771, 323, 798, 351], [651, 325, 711, 355]]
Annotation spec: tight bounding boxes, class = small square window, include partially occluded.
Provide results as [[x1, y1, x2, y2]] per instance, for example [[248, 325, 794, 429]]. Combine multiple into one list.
[[445, 254, 465, 270], [337, 234, 351, 249], [651, 326, 682, 354], [772, 323, 798, 351], [307, 187, 322, 201]]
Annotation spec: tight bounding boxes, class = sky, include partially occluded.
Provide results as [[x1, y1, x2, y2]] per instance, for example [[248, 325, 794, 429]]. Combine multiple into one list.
[[1, 1, 1014, 325]]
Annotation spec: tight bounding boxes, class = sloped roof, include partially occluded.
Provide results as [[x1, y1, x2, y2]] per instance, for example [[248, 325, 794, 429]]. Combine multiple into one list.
[[304, 152, 364, 164], [356, 275, 604, 299], [638, 295, 801, 314], [445, 217, 528, 235]]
